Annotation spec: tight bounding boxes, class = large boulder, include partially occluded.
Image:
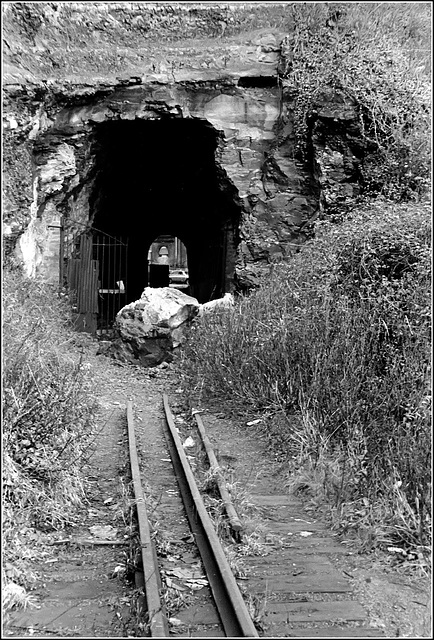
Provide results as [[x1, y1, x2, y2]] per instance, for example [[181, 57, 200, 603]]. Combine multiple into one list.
[[108, 287, 200, 367]]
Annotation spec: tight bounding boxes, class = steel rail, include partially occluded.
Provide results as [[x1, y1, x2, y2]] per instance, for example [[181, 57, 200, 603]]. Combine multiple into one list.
[[162, 394, 259, 638], [193, 409, 243, 534], [126, 400, 168, 637]]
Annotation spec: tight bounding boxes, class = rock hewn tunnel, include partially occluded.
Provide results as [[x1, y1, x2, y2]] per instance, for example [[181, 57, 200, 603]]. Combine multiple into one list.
[[91, 118, 242, 304], [4, 3, 353, 335]]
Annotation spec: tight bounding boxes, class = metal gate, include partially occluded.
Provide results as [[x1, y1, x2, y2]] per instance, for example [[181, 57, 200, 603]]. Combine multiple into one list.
[[93, 233, 128, 334], [66, 230, 128, 334]]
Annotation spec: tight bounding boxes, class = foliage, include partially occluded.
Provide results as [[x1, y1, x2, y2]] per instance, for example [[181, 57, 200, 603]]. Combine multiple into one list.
[[2, 267, 98, 607], [3, 268, 98, 524], [282, 2, 431, 201], [180, 200, 431, 551]]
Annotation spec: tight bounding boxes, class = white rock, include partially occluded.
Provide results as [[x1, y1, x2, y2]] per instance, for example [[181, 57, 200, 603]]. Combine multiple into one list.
[[117, 287, 200, 340], [198, 293, 234, 316], [113, 287, 200, 367], [182, 436, 195, 448]]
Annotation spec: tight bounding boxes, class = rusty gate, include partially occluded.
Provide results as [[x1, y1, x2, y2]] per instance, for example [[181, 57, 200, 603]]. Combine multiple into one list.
[[66, 231, 128, 334]]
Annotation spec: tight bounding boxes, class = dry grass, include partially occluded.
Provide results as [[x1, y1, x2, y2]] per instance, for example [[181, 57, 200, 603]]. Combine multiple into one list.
[[2, 581, 38, 612], [2, 267, 99, 611], [180, 201, 431, 558]]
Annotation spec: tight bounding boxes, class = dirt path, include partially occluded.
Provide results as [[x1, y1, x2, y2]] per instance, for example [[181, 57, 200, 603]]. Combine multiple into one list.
[[4, 343, 431, 638]]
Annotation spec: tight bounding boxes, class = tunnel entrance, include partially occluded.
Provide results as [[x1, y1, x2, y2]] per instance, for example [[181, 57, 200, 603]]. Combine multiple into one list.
[[90, 118, 242, 305]]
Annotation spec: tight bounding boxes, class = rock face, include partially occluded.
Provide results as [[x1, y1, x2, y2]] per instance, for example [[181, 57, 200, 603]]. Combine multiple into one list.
[[110, 287, 200, 367], [2, 3, 368, 302], [309, 89, 363, 217]]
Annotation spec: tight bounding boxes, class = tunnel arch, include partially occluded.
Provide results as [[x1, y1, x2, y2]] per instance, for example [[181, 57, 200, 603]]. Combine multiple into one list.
[[146, 235, 189, 290], [90, 117, 242, 304]]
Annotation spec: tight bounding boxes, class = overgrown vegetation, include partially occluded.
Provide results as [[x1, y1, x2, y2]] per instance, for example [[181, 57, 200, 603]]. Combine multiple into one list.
[[283, 2, 431, 201], [2, 267, 98, 608], [181, 200, 431, 557], [181, 1, 431, 562]]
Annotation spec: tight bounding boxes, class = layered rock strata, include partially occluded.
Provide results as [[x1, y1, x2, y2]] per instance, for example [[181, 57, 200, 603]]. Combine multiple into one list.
[[3, 2, 362, 295]]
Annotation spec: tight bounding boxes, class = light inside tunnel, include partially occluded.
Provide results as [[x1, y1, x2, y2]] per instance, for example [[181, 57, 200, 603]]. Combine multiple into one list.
[[147, 235, 189, 291], [90, 118, 241, 304]]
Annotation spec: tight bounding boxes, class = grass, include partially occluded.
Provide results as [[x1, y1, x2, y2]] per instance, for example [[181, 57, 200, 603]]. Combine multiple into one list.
[[289, 2, 431, 75], [2, 267, 99, 611], [284, 2, 431, 201], [2, 576, 38, 612], [180, 200, 431, 559]]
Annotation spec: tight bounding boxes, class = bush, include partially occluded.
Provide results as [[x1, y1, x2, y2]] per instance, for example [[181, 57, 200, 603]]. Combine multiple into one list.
[[282, 2, 431, 201], [2, 267, 98, 602], [181, 200, 431, 551]]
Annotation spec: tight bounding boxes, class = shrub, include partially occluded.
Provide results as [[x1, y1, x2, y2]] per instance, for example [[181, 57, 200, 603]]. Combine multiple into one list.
[[282, 2, 431, 201], [3, 267, 98, 525], [2, 267, 98, 603], [181, 200, 431, 550]]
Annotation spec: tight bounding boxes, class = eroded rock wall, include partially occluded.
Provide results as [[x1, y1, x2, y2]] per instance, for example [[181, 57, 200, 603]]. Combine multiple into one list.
[[2, 2, 363, 292], [2, 2, 293, 81]]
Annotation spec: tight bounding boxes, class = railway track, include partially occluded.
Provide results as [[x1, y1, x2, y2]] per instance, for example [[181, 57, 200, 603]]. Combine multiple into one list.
[[127, 394, 258, 637], [127, 393, 384, 638]]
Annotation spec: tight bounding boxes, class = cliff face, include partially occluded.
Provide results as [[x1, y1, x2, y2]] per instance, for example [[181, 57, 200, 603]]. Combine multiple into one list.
[[3, 2, 361, 297]]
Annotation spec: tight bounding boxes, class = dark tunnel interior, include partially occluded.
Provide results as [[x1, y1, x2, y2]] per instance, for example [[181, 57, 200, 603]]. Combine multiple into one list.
[[90, 118, 242, 304]]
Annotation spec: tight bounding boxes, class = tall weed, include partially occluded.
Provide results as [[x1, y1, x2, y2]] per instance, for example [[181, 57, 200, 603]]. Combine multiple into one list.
[[284, 2, 431, 200], [181, 201, 431, 549], [2, 267, 98, 604]]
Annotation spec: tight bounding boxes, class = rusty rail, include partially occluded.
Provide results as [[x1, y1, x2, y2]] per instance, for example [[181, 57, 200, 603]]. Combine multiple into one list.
[[163, 394, 258, 638], [193, 409, 243, 534], [126, 400, 168, 637]]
